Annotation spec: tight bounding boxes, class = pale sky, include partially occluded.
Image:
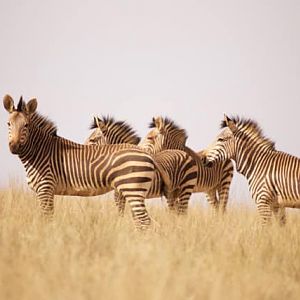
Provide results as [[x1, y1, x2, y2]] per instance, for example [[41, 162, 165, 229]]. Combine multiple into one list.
[[1, 0, 300, 202]]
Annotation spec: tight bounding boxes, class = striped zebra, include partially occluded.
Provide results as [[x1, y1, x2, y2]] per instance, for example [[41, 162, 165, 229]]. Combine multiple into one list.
[[85, 116, 198, 214], [3, 95, 164, 229], [202, 115, 300, 225], [139, 117, 234, 213], [85, 115, 140, 145]]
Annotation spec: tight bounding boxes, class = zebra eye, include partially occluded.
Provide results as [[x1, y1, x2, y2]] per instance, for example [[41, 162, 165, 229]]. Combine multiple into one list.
[[217, 137, 225, 142]]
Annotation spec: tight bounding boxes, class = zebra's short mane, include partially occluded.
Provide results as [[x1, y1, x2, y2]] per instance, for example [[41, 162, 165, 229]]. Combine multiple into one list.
[[149, 117, 188, 141], [221, 116, 275, 150], [31, 112, 57, 136], [90, 115, 115, 130], [90, 115, 141, 144]]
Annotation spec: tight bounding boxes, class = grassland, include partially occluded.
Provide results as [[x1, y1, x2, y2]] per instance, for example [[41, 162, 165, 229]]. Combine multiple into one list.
[[0, 187, 300, 300]]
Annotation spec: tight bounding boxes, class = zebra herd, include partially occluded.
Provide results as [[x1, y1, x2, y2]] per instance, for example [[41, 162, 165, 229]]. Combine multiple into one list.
[[3, 95, 300, 229]]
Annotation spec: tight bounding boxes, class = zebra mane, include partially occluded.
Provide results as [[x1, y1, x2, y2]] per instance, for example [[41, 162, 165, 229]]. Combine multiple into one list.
[[221, 116, 275, 150], [149, 117, 188, 141], [30, 112, 57, 136], [90, 115, 141, 145]]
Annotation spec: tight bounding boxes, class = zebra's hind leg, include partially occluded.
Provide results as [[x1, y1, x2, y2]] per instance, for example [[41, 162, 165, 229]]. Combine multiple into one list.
[[114, 190, 126, 216], [205, 190, 219, 215], [176, 192, 192, 215], [175, 184, 195, 215], [166, 196, 176, 212], [126, 196, 151, 229]]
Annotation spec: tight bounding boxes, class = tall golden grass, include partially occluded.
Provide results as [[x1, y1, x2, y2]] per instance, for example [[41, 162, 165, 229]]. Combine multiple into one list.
[[0, 186, 300, 300]]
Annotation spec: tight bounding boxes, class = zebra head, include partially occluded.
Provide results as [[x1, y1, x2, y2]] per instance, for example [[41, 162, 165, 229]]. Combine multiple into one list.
[[139, 116, 187, 154], [203, 114, 237, 167], [85, 116, 140, 146], [3, 95, 37, 154], [85, 116, 107, 145]]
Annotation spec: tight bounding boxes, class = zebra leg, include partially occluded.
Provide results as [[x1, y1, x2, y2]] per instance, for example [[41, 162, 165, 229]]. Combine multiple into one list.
[[37, 186, 55, 219], [255, 195, 273, 225], [217, 187, 229, 214], [176, 184, 195, 215], [176, 192, 192, 215], [125, 195, 151, 229], [205, 190, 219, 215], [217, 169, 233, 214], [166, 196, 176, 211], [114, 190, 126, 216], [272, 201, 286, 226]]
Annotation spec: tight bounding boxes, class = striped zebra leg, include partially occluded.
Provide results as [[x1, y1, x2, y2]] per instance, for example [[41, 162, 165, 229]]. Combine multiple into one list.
[[206, 190, 219, 214], [110, 150, 155, 229], [124, 194, 151, 229], [166, 197, 176, 211], [36, 184, 55, 219], [255, 193, 273, 225], [114, 190, 126, 217], [272, 201, 286, 226], [218, 171, 233, 214], [217, 184, 231, 214], [176, 190, 193, 215]]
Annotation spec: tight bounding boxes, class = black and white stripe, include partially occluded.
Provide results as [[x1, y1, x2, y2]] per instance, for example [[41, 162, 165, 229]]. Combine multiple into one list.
[[3, 96, 160, 229], [203, 115, 300, 225], [86, 116, 197, 214], [139, 117, 234, 213]]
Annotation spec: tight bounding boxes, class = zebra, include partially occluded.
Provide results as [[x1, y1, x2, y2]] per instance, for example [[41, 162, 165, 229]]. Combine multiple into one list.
[[139, 116, 234, 213], [3, 95, 165, 229], [85, 116, 198, 214], [202, 114, 300, 225], [85, 115, 140, 145]]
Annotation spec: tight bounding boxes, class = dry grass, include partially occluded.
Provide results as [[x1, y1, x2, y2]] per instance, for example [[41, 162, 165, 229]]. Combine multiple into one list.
[[0, 187, 300, 300]]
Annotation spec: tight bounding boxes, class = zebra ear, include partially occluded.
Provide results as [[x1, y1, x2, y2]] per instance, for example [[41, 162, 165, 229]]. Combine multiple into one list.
[[155, 116, 164, 132], [25, 98, 37, 115], [97, 117, 107, 132], [224, 114, 237, 133], [3, 94, 15, 113], [94, 116, 101, 128]]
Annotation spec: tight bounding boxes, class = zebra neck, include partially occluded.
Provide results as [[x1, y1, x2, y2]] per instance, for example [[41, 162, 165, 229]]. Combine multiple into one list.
[[235, 143, 272, 180], [19, 128, 52, 170]]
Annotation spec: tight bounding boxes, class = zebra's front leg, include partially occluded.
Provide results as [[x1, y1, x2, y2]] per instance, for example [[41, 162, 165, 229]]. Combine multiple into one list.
[[205, 190, 219, 215], [255, 195, 273, 226], [272, 201, 286, 226], [217, 183, 231, 214], [36, 185, 55, 219]]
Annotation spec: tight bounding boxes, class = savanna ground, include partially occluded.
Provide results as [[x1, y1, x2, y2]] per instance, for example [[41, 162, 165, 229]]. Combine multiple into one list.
[[0, 186, 300, 300]]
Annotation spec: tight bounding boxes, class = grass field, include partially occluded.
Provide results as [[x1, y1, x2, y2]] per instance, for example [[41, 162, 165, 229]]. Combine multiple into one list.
[[0, 187, 300, 300]]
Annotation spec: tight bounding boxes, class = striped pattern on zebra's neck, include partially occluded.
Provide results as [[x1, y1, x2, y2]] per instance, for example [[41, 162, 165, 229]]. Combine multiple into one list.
[[222, 117, 276, 179]]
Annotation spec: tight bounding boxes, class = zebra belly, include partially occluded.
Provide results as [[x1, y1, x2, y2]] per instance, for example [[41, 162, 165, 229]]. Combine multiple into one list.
[[193, 184, 218, 193], [54, 185, 112, 197], [277, 196, 300, 208]]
